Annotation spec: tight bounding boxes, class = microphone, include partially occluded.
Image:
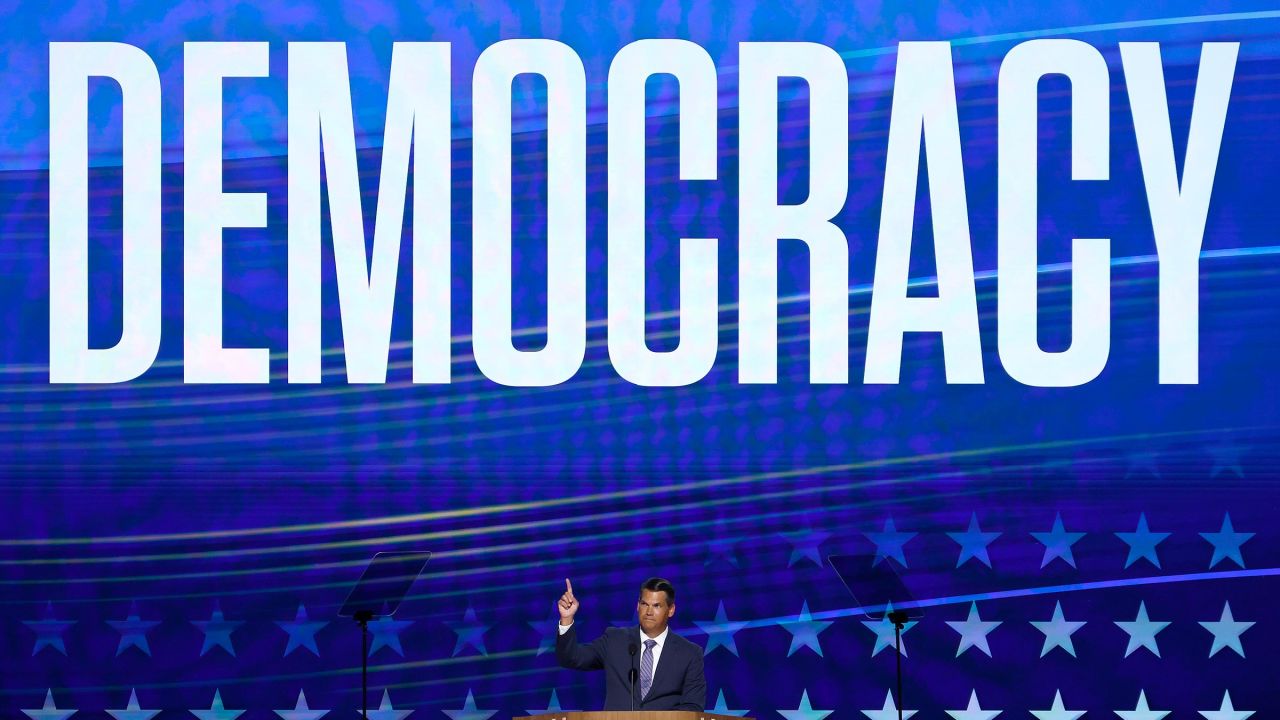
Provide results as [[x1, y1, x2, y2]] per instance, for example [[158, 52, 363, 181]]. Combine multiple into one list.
[[628, 642, 639, 711]]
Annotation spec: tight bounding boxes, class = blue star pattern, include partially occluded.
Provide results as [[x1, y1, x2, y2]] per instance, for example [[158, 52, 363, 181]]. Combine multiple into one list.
[[367, 690, 412, 720], [780, 529, 831, 568], [447, 605, 491, 657], [709, 690, 749, 718], [1031, 514, 1085, 569], [1115, 601, 1169, 658], [443, 691, 496, 720], [862, 603, 918, 657], [946, 514, 1001, 569], [780, 600, 833, 657], [945, 691, 1000, 720], [1029, 690, 1084, 720], [368, 615, 414, 657], [1, 503, 1274, 719], [21, 691, 75, 720], [1115, 691, 1170, 720], [190, 691, 245, 720], [276, 605, 328, 658], [274, 691, 326, 720], [106, 690, 158, 720], [24, 603, 74, 657], [528, 611, 560, 656], [1115, 514, 1170, 569], [1200, 513, 1254, 569], [1031, 601, 1086, 658], [694, 601, 749, 656], [778, 690, 832, 720], [526, 689, 570, 715], [864, 518, 916, 567], [861, 691, 916, 720], [107, 607, 160, 658], [192, 602, 243, 657], [1199, 602, 1253, 658], [1199, 691, 1254, 720], [945, 602, 1001, 657]]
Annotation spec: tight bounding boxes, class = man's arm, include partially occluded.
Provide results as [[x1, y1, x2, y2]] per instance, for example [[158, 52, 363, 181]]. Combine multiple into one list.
[[555, 623, 608, 670], [554, 579, 607, 670], [673, 644, 706, 711]]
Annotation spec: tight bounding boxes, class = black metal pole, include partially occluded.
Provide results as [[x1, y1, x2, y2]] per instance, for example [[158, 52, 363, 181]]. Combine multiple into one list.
[[886, 609, 907, 720], [628, 642, 638, 711], [356, 613, 371, 720], [896, 617, 906, 720]]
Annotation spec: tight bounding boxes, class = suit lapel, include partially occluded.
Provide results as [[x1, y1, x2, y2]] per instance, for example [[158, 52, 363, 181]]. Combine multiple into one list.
[[648, 634, 679, 696]]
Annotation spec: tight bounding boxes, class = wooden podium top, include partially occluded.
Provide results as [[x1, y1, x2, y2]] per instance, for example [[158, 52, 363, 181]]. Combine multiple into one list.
[[524, 707, 752, 712]]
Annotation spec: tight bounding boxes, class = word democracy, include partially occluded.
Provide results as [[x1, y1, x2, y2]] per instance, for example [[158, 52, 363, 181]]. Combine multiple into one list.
[[48, 39, 1238, 387]]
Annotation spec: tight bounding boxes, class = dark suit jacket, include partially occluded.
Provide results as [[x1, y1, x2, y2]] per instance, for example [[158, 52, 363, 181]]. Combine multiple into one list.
[[555, 624, 706, 711]]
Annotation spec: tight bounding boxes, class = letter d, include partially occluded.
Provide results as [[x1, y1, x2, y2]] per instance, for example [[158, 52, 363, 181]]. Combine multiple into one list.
[[49, 43, 161, 383]]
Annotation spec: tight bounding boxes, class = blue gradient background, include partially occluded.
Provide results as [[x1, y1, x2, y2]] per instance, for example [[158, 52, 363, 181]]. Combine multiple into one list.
[[2, 1, 1279, 718]]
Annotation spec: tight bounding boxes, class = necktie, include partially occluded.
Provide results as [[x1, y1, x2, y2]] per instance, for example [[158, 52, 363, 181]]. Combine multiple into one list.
[[639, 638, 657, 700]]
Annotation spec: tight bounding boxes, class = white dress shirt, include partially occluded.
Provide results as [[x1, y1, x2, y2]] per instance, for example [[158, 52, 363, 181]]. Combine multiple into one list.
[[638, 625, 669, 677]]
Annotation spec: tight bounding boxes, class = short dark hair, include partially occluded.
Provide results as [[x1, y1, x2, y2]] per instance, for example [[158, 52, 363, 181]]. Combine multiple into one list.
[[640, 577, 675, 604]]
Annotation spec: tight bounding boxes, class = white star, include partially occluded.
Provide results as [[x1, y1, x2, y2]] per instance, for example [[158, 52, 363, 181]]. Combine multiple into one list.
[[1115, 690, 1169, 720], [107, 690, 159, 720], [945, 690, 1000, 720], [526, 689, 573, 716], [368, 690, 413, 720], [191, 690, 245, 720], [695, 601, 750, 657], [442, 690, 496, 720], [782, 600, 834, 657], [778, 689, 833, 720], [708, 690, 748, 718], [1198, 690, 1254, 720], [1115, 601, 1169, 658], [22, 690, 76, 720], [945, 602, 1001, 657], [1199, 602, 1254, 657], [275, 690, 328, 720], [1031, 601, 1086, 657], [861, 691, 916, 720], [861, 603, 916, 657], [1030, 690, 1084, 720]]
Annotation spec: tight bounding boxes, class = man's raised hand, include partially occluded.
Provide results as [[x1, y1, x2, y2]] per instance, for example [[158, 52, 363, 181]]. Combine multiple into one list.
[[558, 578, 580, 625]]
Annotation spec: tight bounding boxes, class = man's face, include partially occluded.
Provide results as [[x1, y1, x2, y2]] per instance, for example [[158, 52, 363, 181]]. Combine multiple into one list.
[[637, 589, 675, 636]]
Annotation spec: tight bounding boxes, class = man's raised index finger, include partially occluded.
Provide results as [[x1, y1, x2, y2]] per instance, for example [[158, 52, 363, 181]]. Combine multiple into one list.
[[565, 578, 574, 594]]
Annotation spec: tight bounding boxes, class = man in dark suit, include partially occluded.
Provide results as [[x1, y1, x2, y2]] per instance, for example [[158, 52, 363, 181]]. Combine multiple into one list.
[[555, 577, 706, 711]]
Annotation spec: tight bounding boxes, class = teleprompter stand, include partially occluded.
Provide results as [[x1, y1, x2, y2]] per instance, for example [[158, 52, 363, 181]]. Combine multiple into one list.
[[828, 554, 923, 720], [340, 552, 431, 720]]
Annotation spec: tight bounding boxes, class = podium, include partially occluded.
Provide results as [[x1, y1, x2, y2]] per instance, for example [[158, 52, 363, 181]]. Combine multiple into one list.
[[527, 707, 752, 712]]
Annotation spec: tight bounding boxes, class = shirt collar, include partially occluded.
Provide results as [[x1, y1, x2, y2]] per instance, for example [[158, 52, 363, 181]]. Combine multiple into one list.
[[640, 625, 669, 647]]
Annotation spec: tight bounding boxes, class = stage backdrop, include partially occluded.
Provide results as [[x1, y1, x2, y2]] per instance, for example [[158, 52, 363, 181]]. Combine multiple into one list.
[[3, 1, 1279, 719]]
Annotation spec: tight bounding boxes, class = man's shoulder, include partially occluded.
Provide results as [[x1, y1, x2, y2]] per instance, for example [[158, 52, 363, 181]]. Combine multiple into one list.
[[594, 625, 634, 648]]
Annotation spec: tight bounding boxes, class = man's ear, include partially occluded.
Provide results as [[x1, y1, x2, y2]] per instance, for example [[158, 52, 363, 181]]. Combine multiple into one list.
[[667, 603, 676, 618]]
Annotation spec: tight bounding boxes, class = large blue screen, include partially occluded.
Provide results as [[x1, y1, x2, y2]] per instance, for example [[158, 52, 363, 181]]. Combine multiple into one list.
[[2, 2, 1279, 719]]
